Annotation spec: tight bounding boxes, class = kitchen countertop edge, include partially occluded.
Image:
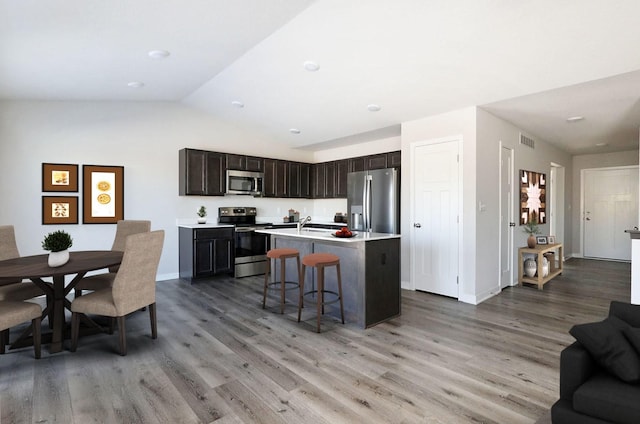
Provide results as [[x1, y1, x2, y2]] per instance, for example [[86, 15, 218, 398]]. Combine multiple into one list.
[[256, 228, 400, 243]]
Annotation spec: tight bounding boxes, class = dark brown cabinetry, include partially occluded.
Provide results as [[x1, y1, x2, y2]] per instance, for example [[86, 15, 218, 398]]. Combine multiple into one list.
[[366, 153, 388, 170], [226, 154, 263, 172], [387, 151, 401, 167], [179, 148, 225, 196], [263, 159, 287, 197], [180, 148, 399, 199], [179, 227, 234, 279]]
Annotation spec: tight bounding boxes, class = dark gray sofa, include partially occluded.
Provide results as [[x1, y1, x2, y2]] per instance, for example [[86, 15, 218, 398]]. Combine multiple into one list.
[[551, 301, 640, 424]]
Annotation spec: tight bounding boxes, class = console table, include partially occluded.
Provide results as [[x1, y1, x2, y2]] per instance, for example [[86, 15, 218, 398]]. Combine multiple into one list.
[[518, 243, 563, 290]]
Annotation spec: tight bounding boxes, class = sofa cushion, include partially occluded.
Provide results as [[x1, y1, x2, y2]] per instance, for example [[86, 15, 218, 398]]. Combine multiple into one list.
[[574, 372, 640, 424], [609, 301, 640, 327], [624, 326, 640, 354], [570, 316, 640, 383]]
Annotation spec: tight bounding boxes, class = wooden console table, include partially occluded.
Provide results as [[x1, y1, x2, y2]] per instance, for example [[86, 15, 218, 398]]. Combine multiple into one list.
[[518, 243, 563, 290]]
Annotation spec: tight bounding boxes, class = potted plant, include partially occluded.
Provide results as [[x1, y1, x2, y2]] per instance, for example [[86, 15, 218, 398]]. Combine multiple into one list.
[[42, 230, 73, 267], [197, 206, 207, 224], [522, 219, 540, 248]]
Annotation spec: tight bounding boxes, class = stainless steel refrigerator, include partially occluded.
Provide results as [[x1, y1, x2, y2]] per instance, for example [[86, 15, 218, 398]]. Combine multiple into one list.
[[347, 167, 400, 233]]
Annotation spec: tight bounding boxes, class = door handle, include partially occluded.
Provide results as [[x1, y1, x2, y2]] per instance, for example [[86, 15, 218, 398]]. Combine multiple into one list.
[[509, 222, 516, 227], [586, 217, 591, 221], [414, 223, 422, 228]]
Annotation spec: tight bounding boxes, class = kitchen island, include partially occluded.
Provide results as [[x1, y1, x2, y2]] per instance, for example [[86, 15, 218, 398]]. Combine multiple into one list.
[[257, 227, 401, 328]]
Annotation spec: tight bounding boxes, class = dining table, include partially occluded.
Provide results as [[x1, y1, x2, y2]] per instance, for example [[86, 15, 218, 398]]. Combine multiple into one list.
[[0, 250, 123, 353]]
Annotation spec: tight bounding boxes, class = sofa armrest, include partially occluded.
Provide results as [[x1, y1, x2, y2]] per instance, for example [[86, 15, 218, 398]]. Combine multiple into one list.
[[559, 341, 597, 400]]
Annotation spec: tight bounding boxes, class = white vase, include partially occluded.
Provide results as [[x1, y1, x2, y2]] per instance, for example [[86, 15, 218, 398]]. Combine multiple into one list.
[[524, 258, 537, 277], [48, 249, 69, 267], [542, 257, 549, 277], [197, 217, 207, 224]]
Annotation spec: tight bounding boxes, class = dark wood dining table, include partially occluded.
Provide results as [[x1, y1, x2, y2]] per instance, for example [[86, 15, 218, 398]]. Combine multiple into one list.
[[0, 250, 123, 353]]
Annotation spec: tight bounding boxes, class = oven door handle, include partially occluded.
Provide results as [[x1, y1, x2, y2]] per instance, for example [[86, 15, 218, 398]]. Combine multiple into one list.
[[235, 227, 257, 232]]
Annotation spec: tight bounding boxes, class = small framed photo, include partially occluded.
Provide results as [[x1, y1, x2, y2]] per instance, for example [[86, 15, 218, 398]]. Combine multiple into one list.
[[42, 196, 78, 225], [83, 165, 124, 224], [536, 236, 548, 245], [548, 235, 556, 244], [42, 163, 78, 192]]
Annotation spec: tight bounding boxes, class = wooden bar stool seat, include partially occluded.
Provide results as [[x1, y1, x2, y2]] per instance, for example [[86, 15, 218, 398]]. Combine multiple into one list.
[[263, 248, 301, 314], [297, 253, 345, 333]]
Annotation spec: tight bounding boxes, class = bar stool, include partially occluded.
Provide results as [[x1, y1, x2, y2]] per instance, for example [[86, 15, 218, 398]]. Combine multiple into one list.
[[297, 253, 345, 333], [263, 248, 301, 314]]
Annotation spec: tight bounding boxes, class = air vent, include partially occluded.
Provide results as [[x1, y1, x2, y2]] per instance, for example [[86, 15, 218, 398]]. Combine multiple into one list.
[[520, 133, 535, 149]]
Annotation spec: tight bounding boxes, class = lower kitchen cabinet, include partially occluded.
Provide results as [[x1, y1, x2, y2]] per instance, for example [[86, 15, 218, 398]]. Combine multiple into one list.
[[179, 227, 234, 279]]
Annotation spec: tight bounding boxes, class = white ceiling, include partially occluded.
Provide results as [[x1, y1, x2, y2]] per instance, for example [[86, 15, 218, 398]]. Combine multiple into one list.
[[2, 0, 640, 154]]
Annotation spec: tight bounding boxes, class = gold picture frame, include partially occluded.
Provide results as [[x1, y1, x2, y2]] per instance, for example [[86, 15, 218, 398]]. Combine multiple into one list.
[[42, 196, 78, 225], [82, 165, 124, 224], [42, 163, 78, 192]]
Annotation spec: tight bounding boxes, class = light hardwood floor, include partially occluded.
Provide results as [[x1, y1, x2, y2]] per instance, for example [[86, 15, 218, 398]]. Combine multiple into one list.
[[0, 258, 630, 423]]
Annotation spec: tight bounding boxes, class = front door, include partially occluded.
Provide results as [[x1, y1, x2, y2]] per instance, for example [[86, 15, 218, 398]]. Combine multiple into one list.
[[411, 139, 459, 298], [583, 166, 638, 260]]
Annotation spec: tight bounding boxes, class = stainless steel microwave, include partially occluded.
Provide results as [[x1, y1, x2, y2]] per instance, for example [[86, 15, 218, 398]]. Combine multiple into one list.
[[226, 170, 263, 195]]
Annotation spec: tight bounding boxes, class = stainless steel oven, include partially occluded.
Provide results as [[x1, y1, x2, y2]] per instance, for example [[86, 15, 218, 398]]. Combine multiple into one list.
[[218, 207, 271, 277]]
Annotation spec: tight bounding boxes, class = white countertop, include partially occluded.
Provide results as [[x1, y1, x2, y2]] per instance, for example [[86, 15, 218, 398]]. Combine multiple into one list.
[[256, 227, 400, 243]]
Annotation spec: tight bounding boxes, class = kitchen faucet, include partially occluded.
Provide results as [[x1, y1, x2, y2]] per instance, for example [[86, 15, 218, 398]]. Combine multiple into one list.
[[297, 215, 312, 232]]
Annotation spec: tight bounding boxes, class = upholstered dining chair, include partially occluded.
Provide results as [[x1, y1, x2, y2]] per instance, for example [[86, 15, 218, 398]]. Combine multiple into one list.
[[74, 220, 151, 297], [70, 230, 164, 356], [0, 301, 42, 359], [0, 225, 45, 301]]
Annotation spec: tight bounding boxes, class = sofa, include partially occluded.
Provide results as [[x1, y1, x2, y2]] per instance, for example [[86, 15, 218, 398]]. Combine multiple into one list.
[[551, 301, 640, 423]]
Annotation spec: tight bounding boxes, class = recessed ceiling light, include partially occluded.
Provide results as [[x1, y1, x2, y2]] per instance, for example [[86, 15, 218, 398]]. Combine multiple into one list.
[[127, 81, 144, 88], [231, 100, 244, 108], [148, 50, 170, 59], [289, 128, 301, 134], [566, 116, 584, 122], [596, 142, 608, 147], [367, 104, 381, 112], [303, 61, 320, 72]]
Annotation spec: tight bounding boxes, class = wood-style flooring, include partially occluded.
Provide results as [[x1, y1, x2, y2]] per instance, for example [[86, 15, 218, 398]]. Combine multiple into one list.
[[0, 258, 631, 423]]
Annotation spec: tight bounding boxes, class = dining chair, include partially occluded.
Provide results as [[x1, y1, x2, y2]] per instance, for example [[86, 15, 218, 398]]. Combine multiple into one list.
[[0, 225, 45, 300], [0, 301, 42, 359], [70, 230, 164, 356], [74, 220, 151, 297]]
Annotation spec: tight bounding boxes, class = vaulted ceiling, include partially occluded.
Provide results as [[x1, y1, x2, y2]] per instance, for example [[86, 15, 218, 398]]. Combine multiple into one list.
[[2, 0, 640, 154]]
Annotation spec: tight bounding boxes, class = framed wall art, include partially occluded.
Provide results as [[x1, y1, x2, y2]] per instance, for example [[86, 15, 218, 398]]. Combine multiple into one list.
[[42, 163, 78, 192], [42, 196, 78, 225], [82, 165, 124, 224], [520, 169, 546, 225]]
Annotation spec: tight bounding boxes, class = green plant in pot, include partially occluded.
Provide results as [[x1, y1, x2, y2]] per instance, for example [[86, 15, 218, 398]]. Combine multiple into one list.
[[42, 230, 73, 267], [197, 206, 207, 224], [522, 219, 540, 248]]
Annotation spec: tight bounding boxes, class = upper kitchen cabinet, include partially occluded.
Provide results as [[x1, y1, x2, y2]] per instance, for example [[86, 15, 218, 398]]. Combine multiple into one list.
[[226, 154, 264, 172], [263, 159, 287, 197], [387, 151, 401, 167], [324, 161, 336, 198], [349, 157, 366, 173], [288, 162, 312, 198], [179, 148, 225, 196], [365, 153, 388, 170], [312, 163, 326, 198], [335, 159, 349, 198]]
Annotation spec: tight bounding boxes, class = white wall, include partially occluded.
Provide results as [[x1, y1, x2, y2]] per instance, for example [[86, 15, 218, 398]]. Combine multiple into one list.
[[476, 109, 572, 299], [0, 101, 322, 280], [0, 100, 404, 280], [571, 150, 639, 257], [401, 107, 477, 303]]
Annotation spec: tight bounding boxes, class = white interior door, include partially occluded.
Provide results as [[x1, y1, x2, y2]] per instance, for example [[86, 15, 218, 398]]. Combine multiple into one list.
[[500, 146, 514, 289], [583, 167, 638, 260], [411, 140, 459, 298]]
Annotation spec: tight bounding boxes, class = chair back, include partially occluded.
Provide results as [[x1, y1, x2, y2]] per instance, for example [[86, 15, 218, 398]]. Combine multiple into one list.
[[0, 225, 20, 286], [111, 230, 164, 316], [0, 225, 19, 261], [109, 220, 151, 272]]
